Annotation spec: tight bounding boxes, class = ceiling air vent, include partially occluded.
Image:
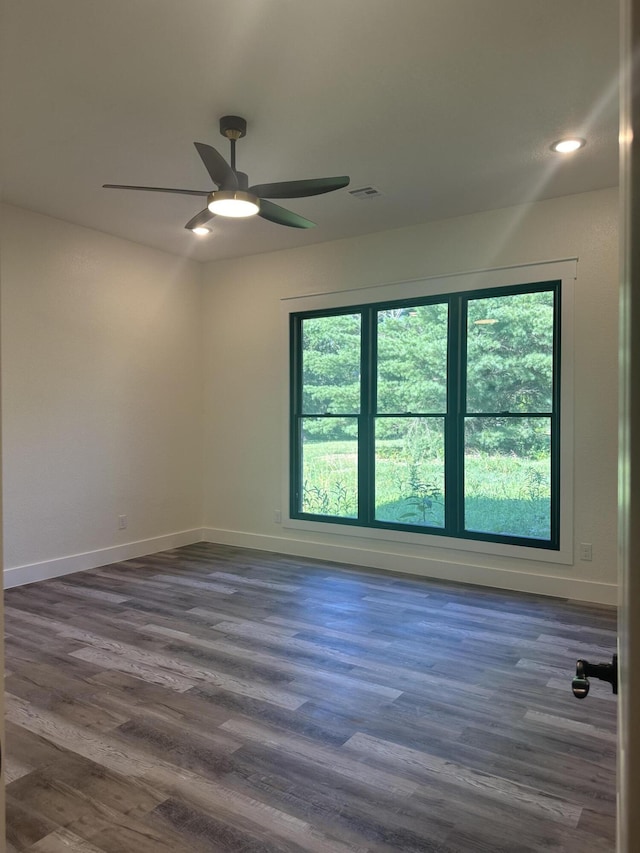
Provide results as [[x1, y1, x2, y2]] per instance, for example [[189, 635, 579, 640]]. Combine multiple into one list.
[[349, 186, 383, 199]]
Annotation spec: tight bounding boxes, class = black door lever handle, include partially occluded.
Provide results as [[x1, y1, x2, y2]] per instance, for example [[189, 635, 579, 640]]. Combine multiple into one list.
[[572, 654, 618, 698]]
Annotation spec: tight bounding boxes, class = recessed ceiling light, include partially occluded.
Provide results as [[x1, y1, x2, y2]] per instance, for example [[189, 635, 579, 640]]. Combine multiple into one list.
[[474, 319, 499, 325], [191, 226, 211, 236], [550, 137, 586, 153]]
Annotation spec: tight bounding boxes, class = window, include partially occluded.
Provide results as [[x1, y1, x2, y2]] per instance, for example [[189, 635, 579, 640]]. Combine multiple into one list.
[[290, 280, 560, 549]]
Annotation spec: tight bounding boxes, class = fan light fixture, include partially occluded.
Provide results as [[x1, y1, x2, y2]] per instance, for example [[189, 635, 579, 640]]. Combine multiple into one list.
[[207, 190, 259, 217], [191, 226, 211, 236], [550, 137, 586, 153]]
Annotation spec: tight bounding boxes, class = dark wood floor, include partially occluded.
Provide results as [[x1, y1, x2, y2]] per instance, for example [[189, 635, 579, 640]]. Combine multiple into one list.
[[4, 543, 617, 852]]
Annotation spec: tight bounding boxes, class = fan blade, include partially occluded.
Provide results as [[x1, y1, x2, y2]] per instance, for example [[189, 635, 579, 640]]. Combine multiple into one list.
[[250, 176, 350, 199], [103, 184, 209, 197], [194, 142, 238, 189], [259, 199, 315, 229], [184, 208, 215, 231]]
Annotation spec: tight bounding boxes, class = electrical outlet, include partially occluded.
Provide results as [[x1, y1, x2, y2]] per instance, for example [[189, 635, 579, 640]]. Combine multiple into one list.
[[273, 509, 282, 523], [118, 515, 128, 530], [579, 543, 592, 561]]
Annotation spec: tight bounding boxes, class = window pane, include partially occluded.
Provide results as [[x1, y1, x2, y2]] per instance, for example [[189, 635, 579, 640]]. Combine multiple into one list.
[[466, 290, 554, 413], [377, 303, 448, 414], [300, 417, 358, 518], [374, 417, 445, 528], [302, 314, 361, 414], [464, 417, 551, 540]]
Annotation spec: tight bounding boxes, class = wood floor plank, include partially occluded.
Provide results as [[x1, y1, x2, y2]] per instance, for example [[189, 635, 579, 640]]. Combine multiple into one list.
[[5, 794, 58, 850], [30, 828, 108, 853], [344, 730, 583, 826], [5, 542, 617, 852], [220, 717, 419, 796]]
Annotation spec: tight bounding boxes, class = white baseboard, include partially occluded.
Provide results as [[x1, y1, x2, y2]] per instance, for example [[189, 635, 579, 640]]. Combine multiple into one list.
[[4, 525, 616, 605], [201, 527, 617, 605], [3, 529, 204, 589]]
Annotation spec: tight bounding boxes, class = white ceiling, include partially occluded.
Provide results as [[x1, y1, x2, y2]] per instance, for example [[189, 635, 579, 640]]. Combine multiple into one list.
[[0, 0, 620, 263]]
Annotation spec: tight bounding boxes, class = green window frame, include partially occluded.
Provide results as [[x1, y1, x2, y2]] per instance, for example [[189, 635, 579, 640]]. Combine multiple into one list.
[[290, 279, 561, 550]]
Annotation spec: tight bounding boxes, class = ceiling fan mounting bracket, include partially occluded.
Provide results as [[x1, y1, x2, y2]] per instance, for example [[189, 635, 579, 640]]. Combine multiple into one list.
[[220, 115, 247, 140]]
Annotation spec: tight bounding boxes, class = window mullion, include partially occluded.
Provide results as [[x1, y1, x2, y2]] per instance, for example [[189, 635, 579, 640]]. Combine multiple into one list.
[[445, 295, 464, 537], [359, 307, 375, 523], [289, 315, 302, 517], [551, 283, 562, 547]]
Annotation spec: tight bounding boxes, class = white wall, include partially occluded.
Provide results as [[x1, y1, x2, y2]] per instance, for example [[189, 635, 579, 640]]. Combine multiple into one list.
[[200, 187, 619, 603], [1, 204, 204, 585], [0, 189, 619, 602]]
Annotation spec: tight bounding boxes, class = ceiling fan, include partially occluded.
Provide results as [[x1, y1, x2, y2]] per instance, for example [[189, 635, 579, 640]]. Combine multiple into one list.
[[104, 115, 350, 234]]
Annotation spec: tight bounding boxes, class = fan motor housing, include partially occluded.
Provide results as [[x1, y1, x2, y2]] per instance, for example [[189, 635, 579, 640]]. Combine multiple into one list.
[[220, 115, 247, 140]]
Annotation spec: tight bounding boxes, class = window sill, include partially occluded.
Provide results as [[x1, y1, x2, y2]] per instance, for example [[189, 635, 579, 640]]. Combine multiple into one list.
[[283, 516, 573, 565]]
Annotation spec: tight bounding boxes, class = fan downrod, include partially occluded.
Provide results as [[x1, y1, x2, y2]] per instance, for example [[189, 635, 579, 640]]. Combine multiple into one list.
[[219, 115, 247, 140]]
